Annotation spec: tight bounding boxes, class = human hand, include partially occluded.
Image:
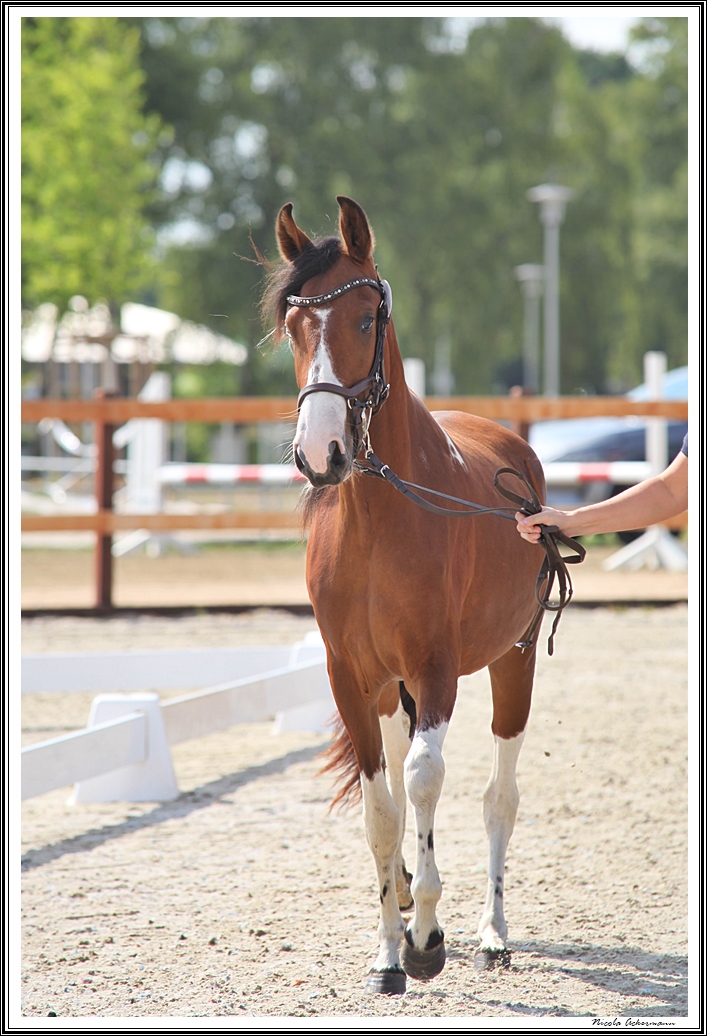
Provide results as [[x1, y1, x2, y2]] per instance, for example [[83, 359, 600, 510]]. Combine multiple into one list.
[[515, 507, 569, 544]]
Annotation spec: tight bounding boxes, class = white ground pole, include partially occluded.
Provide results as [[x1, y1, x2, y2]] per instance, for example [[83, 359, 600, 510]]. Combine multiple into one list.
[[603, 351, 687, 572]]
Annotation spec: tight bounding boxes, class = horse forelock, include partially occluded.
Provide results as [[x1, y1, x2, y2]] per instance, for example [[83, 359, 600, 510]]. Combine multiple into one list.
[[261, 235, 342, 339]]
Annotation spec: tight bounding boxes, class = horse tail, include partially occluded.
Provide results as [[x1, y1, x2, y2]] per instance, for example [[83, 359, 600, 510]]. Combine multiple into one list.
[[318, 711, 361, 812]]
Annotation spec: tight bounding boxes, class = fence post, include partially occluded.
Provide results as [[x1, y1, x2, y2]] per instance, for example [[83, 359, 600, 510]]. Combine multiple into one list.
[[508, 385, 533, 443], [94, 389, 116, 608]]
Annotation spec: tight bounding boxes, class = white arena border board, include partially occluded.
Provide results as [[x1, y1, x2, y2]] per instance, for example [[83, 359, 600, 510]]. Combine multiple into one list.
[[21, 636, 334, 803]]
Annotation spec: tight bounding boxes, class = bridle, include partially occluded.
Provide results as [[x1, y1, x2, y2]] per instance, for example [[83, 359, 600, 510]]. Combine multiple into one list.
[[286, 274, 585, 655], [287, 276, 392, 452]]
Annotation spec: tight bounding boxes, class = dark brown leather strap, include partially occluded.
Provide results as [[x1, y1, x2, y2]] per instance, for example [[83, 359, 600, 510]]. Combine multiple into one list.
[[289, 278, 391, 426], [358, 452, 585, 655]]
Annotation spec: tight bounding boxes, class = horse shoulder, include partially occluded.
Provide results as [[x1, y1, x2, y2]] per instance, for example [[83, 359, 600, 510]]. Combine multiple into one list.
[[434, 411, 542, 472]]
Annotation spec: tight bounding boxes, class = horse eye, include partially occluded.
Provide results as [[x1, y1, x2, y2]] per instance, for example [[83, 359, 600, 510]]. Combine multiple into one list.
[[360, 316, 374, 334]]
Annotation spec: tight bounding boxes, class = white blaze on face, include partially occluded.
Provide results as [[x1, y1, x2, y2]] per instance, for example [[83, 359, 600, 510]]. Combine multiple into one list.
[[293, 308, 347, 474]]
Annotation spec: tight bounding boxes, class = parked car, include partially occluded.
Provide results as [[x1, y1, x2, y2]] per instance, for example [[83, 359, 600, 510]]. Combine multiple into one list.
[[529, 366, 688, 463], [528, 367, 687, 542]]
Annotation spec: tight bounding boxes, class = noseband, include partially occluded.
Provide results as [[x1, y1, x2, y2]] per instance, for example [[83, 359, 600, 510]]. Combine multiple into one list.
[[287, 277, 392, 443]]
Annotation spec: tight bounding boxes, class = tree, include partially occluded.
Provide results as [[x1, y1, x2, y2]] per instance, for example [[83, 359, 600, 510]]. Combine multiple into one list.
[[626, 18, 688, 377], [126, 16, 687, 394], [21, 17, 166, 310]]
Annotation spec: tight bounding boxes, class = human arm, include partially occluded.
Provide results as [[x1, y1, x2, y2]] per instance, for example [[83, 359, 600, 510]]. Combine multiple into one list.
[[516, 451, 688, 543]]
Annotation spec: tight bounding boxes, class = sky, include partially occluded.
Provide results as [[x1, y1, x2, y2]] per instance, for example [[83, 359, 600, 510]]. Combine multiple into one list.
[[549, 15, 640, 52]]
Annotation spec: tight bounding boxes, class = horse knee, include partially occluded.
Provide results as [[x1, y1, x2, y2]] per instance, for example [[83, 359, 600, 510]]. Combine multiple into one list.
[[483, 732, 524, 833], [361, 771, 401, 860], [404, 728, 446, 810], [483, 781, 519, 833]]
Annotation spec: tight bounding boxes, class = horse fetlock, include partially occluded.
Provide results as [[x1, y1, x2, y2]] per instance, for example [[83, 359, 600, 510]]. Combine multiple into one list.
[[410, 871, 442, 908], [408, 857, 439, 899], [377, 911, 405, 940], [395, 862, 414, 911], [405, 891, 443, 952], [374, 927, 404, 967], [476, 912, 508, 951], [474, 947, 512, 972]]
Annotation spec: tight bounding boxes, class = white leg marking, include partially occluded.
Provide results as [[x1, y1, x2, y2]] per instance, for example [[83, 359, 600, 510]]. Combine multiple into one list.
[[477, 731, 525, 951], [379, 700, 413, 908], [293, 308, 347, 474], [361, 770, 405, 971], [403, 723, 448, 948]]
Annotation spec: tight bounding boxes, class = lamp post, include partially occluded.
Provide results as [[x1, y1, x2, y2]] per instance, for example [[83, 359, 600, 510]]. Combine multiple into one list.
[[514, 263, 544, 394], [527, 184, 574, 397]]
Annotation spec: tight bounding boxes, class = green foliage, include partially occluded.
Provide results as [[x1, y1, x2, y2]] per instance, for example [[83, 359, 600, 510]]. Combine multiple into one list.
[[626, 18, 688, 376], [21, 17, 166, 309], [126, 16, 686, 394], [172, 361, 241, 398]]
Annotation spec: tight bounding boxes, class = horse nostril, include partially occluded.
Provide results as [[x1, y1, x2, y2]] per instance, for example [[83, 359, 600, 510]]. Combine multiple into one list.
[[329, 441, 347, 473]]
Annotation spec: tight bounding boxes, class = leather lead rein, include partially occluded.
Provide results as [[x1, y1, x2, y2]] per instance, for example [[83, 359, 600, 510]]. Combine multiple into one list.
[[357, 453, 586, 656]]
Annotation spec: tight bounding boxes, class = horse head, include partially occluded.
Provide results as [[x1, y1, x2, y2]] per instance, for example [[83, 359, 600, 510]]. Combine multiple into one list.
[[275, 196, 390, 488]]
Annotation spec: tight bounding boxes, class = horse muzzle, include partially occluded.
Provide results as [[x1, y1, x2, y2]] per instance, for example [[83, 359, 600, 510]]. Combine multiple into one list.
[[294, 439, 353, 487]]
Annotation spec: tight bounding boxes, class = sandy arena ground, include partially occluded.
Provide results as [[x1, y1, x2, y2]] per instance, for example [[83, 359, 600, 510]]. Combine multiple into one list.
[[18, 601, 689, 1021]]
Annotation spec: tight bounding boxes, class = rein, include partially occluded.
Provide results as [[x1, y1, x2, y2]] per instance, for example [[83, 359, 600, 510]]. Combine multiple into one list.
[[356, 450, 585, 656], [287, 275, 586, 656]]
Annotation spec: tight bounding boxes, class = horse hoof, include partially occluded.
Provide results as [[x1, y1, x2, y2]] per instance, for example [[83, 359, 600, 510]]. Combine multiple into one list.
[[397, 889, 414, 912], [401, 932, 446, 981], [474, 947, 512, 971], [365, 967, 407, 995]]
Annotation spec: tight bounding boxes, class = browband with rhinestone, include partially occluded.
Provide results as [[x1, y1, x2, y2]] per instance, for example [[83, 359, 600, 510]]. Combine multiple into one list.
[[286, 277, 384, 307]]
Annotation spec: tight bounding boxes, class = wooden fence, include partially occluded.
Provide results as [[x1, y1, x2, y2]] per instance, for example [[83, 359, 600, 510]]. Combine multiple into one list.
[[21, 395, 688, 609]]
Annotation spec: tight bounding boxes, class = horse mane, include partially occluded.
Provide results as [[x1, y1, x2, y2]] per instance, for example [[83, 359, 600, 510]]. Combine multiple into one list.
[[318, 710, 362, 812], [260, 235, 342, 341]]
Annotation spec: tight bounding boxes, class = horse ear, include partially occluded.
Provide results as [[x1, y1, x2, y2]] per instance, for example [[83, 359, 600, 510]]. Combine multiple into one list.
[[276, 203, 314, 262], [337, 196, 375, 263]]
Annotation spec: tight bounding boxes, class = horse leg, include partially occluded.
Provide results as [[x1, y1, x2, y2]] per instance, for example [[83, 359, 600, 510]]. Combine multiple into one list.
[[379, 682, 414, 911], [476, 643, 535, 967], [399, 681, 455, 981], [360, 761, 407, 994], [333, 673, 407, 995]]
